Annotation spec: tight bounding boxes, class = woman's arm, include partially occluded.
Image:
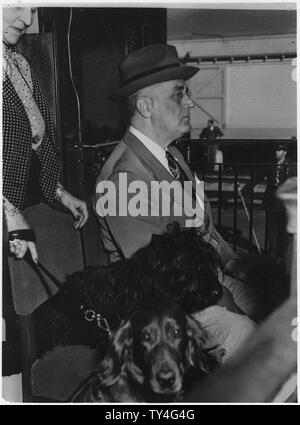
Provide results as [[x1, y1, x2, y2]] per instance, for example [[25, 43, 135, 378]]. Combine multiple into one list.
[[55, 184, 89, 230], [3, 196, 38, 262]]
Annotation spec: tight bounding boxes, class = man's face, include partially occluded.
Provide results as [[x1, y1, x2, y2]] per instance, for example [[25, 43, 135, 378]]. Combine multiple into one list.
[[275, 149, 287, 162], [150, 80, 194, 145], [3, 7, 37, 45]]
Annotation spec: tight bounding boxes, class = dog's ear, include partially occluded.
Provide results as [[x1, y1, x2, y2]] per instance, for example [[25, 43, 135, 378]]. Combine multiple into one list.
[[185, 315, 212, 374], [115, 320, 144, 385], [186, 315, 206, 346], [97, 320, 133, 387], [126, 360, 145, 385], [113, 319, 133, 360]]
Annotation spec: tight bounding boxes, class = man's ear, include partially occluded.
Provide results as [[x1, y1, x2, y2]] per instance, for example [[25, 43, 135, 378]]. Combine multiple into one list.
[[136, 96, 152, 119]]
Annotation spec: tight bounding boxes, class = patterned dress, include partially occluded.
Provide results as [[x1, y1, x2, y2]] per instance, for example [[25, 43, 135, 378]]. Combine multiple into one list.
[[3, 44, 62, 211]]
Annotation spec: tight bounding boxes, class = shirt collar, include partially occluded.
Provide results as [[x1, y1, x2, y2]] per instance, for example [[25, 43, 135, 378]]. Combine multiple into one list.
[[129, 125, 167, 156]]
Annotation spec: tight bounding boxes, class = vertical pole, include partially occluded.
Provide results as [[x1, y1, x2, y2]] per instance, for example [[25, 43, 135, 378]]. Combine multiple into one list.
[[187, 145, 191, 167], [248, 166, 254, 253], [233, 164, 238, 251], [264, 168, 270, 253], [218, 163, 223, 229]]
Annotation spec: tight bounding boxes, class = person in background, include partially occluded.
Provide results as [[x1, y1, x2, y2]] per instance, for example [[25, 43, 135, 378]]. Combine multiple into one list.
[[199, 119, 223, 170], [3, 7, 89, 263], [242, 143, 296, 261]]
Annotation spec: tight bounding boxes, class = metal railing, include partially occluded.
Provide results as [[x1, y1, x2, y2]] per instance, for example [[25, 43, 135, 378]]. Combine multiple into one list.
[[197, 161, 296, 255], [68, 137, 297, 256], [176, 138, 297, 166], [177, 138, 297, 255]]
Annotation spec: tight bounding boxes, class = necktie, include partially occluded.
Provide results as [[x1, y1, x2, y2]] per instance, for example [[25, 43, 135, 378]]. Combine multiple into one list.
[[166, 149, 210, 230], [166, 149, 198, 203], [165, 150, 187, 185]]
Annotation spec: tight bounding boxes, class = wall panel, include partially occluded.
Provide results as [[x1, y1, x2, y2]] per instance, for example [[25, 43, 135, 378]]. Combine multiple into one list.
[[226, 62, 296, 129]]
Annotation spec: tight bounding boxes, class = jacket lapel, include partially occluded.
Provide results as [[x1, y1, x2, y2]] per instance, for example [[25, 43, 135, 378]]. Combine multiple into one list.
[[123, 130, 174, 184], [169, 145, 207, 209], [123, 131, 204, 217]]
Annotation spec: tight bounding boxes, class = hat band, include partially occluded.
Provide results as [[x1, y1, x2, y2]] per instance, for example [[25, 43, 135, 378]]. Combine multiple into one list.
[[123, 62, 181, 86]]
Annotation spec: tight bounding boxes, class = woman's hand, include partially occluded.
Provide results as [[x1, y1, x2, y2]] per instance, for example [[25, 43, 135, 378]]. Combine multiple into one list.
[[6, 213, 38, 262], [59, 191, 89, 230]]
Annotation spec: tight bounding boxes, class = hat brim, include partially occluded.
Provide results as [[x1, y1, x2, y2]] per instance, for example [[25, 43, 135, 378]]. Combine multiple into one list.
[[110, 65, 199, 102]]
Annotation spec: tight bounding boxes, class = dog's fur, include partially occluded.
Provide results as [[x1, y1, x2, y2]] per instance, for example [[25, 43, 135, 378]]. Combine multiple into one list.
[[71, 299, 223, 402], [35, 224, 223, 355]]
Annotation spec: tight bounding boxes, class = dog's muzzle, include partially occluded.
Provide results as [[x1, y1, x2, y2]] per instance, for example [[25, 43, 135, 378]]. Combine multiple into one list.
[[156, 368, 176, 390], [150, 350, 183, 394]]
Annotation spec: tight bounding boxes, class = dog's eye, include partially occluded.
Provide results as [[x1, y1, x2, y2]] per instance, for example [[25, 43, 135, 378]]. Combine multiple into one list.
[[173, 329, 182, 338], [141, 332, 151, 342]]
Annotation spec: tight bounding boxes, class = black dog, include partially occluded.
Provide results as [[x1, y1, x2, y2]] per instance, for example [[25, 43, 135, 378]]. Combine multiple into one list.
[[71, 299, 223, 402], [35, 223, 223, 355]]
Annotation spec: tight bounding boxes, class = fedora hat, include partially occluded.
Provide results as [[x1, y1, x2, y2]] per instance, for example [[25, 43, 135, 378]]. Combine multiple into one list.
[[111, 44, 199, 101]]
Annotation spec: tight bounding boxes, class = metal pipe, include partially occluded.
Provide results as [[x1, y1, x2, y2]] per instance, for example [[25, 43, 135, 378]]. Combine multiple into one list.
[[233, 165, 238, 251], [237, 183, 262, 254]]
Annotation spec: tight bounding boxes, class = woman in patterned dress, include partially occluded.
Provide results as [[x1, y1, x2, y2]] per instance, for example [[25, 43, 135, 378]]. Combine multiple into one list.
[[3, 7, 88, 262]]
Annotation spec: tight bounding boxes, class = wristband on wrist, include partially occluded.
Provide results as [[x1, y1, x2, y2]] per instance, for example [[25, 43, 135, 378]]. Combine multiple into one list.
[[8, 229, 36, 243], [55, 182, 66, 201], [3, 197, 21, 219], [5, 206, 21, 218]]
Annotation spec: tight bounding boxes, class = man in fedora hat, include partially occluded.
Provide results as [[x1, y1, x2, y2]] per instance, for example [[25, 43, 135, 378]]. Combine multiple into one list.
[[94, 44, 282, 321], [95, 44, 233, 263]]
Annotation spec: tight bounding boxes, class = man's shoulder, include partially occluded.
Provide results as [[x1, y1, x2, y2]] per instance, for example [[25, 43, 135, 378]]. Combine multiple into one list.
[[98, 140, 128, 174], [97, 140, 146, 183]]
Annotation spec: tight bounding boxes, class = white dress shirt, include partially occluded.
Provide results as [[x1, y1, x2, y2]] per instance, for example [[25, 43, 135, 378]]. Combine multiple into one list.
[[129, 125, 172, 176]]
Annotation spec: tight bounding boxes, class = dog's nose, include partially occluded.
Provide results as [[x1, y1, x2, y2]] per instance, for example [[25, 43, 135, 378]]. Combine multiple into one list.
[[156, 370, 175, 389]]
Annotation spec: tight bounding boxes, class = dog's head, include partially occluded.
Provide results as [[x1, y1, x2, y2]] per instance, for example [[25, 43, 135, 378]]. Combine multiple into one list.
[[129, 223, 223, 314], [96, 299, 220, 401], [130, 300, 190, 396]]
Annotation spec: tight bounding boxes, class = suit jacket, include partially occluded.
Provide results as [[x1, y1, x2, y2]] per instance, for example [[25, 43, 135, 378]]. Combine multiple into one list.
[[94, 130, 234, 264]]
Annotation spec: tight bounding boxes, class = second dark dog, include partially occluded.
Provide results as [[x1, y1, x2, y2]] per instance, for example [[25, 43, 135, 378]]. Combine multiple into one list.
[[71, 299, 223, 402]]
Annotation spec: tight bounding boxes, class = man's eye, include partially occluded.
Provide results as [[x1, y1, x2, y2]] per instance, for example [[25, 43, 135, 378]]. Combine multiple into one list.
[[175, 92, 183, 99]]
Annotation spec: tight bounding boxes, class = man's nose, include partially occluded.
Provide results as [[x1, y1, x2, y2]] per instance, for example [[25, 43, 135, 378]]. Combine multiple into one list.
[[184, 93, 195, 108]]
